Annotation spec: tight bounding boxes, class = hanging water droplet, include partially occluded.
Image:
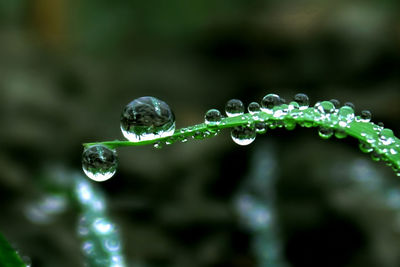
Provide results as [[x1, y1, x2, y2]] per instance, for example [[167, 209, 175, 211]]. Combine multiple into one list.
[[293, 93, 309, 110], [379, 128, 395, 146], [329, 99, 341, 108], [255, 122, 267, 134], [335, 129, 347, 139], [359, 141, 373, 153], [318, 127, 333, 139], [261, 94, 281, 114], [248, 102, 261, 115], [231, 125, 256, 145], [371, 151, 381, 162], [314, 101, 336, 115], [204, 109, 222, 125], [338, 106, 355, 128], [359, 110, 372, 122], [153, 142, 163, 149], [225, 99, 244, 117], [120, 96, 175, 142], [283, 118, 296, 130], [82, 145, 117, 182]]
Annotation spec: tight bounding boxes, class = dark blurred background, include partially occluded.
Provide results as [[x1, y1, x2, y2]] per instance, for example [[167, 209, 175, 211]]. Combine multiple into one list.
[[1, 0, 400, 266]]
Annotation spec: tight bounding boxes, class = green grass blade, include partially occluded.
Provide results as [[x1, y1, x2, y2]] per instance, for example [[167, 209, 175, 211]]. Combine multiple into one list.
[[0, 233, 26, 267]]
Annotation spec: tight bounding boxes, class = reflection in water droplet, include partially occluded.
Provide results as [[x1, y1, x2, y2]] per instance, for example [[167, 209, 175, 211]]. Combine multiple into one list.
[[120, 96, 175, 142], [82, 145, 117, 182], [338, 106, 355, 128], [359, 110, 372, 122], [329, 99, 341, 108], [255, 122, 267, 134], [93, 218, 113, 234], [225, 99, 244, 117], [105, 237, 121, 252], [379, 128, 395, 146], [204, 109, 222, 125], [248, 102, 261, 114], [261, 94, 281, 114], [318, 127, 333, 139], [293, 93, 309, 110], [231, 125, 256, 145], [314, 101, 336, 115]]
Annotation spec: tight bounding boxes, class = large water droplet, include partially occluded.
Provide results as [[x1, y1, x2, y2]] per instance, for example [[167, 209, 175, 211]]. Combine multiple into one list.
[[205, 109, 222, 125], [261, 94, 280, 114], [293, 93, 309, 110], [82, 145, 117, 182], [225, 99, 244, 117], [359, 141, 373, 153], [120, 96, 175, 142], [248, 102, 261, 115], [338, 106, 355, 128], [231, 125, 256, 145]]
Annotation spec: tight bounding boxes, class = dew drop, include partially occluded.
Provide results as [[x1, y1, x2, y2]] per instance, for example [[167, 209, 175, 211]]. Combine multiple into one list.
[[359, 110, 372, 122], [359, 141, 373, 153], [261, 94, 280, 114], [248, 102, 261, 115], [231, 125, 256, 145], [205, 109, 222, 125], [225, 99, 244, 117], [255, 122, 267, 134], [93, 218, 113, 234], [318, 127, 333, 139], [120, 96, 175, 142], [371, 151, 381, 162], [379, 128, 395, 146], [293, 93, 309, 110], [344, 102, 355, 110], [335, 129, 347, 139], [329, 99, 341, 108], [82, 145, 117, 182], [314, 101, 336, 115], [338, 106, 355, 128]]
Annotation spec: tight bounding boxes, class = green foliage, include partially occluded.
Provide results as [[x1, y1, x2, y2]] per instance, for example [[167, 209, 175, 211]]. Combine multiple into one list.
[[0, 233, 26, 267]]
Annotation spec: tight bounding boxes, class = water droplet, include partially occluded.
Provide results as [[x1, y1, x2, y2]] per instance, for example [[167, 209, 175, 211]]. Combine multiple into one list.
[[153, 142, 163, 149], [359, 110, 372, 122], [293, 93, 309, 110], [378, 122, 384, 127], [93, 218, 113, 234], [335, 129, 347, 139], [247, 102, 261, 114], [204, 109, 222, 125], [255, 122, 267, 134], [329, 99, 341, 108], [371, 151, 381, 162], [225, 99, 244, 117], [104, 236, 121, 252], [283, 118, 296, 130], [344, 102, 355, 110], [359, 141, 373, 153], [261, 94, 280, 114], [82, 145, 117, 182], [120, 96, 175, 142], [338, 106, 355, 128], [318, 127, 333, 139], [379, 128, 395, 146], [231, 125, 256, 145], [314, 101, 336, 115]]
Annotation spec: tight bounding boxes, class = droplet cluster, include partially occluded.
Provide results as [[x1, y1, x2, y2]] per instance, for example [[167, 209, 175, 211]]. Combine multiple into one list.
[[83, 93, 400, 181]]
